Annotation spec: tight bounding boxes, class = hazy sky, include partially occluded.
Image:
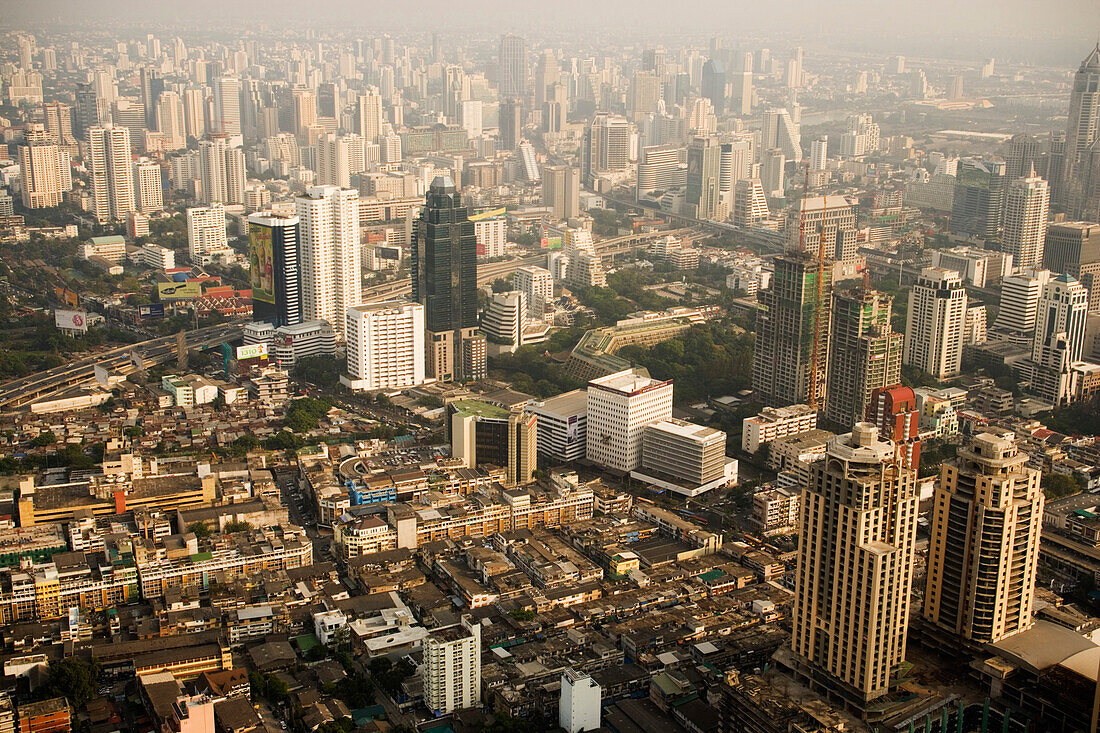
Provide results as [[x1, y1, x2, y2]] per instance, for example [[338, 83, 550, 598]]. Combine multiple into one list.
[[10, 0, 1100, 66]]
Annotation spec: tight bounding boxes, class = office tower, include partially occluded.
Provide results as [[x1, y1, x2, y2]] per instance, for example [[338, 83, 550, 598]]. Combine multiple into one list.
[[422, 616, 481, 716], [1032, 274, 1089, 405], [752, 252, 832, 407], [947, 75, 965, 100], [810, 136, 827, 171], [733, 179, 770, 227], [993, 268, 1051, 337], [498, 34, 528, 99], [514, 265, 553, 320], [212, 76, 240, 137], [316, 133, 353, 188], [1061, 44, 1100, 208], [685, 136, 721, 220], [760, 148, 785, 198], [358, 88, 383, 142], [412, 176, 480, 382], [344, 301, 426, 391], [730, 70, 752, 116], [542, 165, 580, 221], [133, 159, 163, 214], [481, 291, 526, 353], [762, 108, 802, 163], [1045, 222, 1100, 311], [700, 59, 725, 116], [866, 384, 921, 470], [791, 423, 918, 708], [87, 124, 135, 223], [638, 418, 730, 488], [292, 87, 317, 143], [924, 432, 1043, 644], [110, 99, 146, 142], [951, 159, 1006, 239], [586, 368, 673, 473], [461, 100, 483, 139], [560, 670, 601, 733], [718, 140, 749, 210], [904, 268, 967, 379], [499, 98, 521, 151], [582, 113, 630, 186], [1005, 134, 1041, 180], [534, 49, 559, 107], [637, 145, 686, 197], [629, 71, 662, 123], [295, 186, 360, 338], [154, 91, 186, 150], [41, 102, 75, 147], [786, 195, 857, 260], [825, 287, 903, 430], [187, 203, 228, 262], [248, 212, 301, 328], [508, 408, 538, 486], [18, 126, 71, 208], [1003, 172, 1050, 270], [789, 46, 804, 89], [140, 67, 163, 129], [74, 83, 100, 139]]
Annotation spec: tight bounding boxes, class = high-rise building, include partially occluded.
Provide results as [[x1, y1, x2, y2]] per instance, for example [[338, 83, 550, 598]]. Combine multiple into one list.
[[412, 176, 481, 381], [18, 125, 71, 209], [87, 124, 135, 223], [791, 423, 918, 708], [582, 113, 630, 186], [527, 390, 587, 464], [760, 148, 785, 198], [562, 229, 606, 289], [637, 417, 730, 490], [785, 195, 857, 261], [140, 67, 164, 130], [810, 136, 827, 171], [514, 265, 553, 320], [993, 268, 1051, 338], [686, 136, 721, 220], [629, 71, 663, 123], [762, 108, 802, 163], [41, 102, 75, 147], [499, 98, 521, 151], [904, 268, 967, 379], [198, 137, 227, 205], [292, 87, 317, 143], [534, 50, 559, 108], [825, 287, 903, 431], [732, 179, 769, 226], [951, 159, 1006, 240], [560, 670, 601, 733], [212, 76, 241, 137], [481, 291, 526, 354], [1005, 134, 1041, 181], [449, 401, 535, 485], [637, 145, 686, 197], [248, 212, 301, 328], [181, 88, 206, 140], [154, 91, 186, 150], [752, 252, 832, 407], [1060, 44, 1100, 209], [1044, 222, 1100, 311], [133, 159, 163, 213], [422, 616, 481, 716], [542, 165, 580, 221], [700, 59, 726, 116], [924, 431, 1043, 645], [343, 301, 426, 391], [296, 185, 361, 338], [586, 369, 673, 473], [507, 408, 538, 487], [186, 203, 228, 262], [358, 88, 383, 142], [1031, 274, 1089, 406], [316, 133, 357, 188], [730, 70, 752, 116], [461, 100, 483, 139], [498, 34, 528, 99], [1002, 172, 1049, 270], [866, 384, 921, 470]]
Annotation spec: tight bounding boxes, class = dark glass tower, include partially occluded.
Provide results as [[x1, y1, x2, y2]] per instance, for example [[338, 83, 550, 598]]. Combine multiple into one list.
[[248, 212, 301, 328], [412, 176, 480, 381]]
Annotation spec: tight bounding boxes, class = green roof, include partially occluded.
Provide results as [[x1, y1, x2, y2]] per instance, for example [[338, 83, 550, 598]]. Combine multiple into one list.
[[294, 633, 320, 652], [190, 551, 213, 562], [451, 399, 509, 420], [698, 569, 727, 582], [90, 235, 126, 245]]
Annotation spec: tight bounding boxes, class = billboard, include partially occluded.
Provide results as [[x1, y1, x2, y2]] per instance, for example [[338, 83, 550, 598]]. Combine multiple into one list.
[[54, 286, 79, 307], [157, 282, 202, 300], [249, 222, 276, 305], [55, 309, 88, 332], [235, 343, 268, 361], [138, 303, 166, 319]]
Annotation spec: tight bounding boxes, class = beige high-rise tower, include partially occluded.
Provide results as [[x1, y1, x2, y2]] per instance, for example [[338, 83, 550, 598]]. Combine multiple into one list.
[[923, 432, 1043, 644], [791, 423, 918, 708]]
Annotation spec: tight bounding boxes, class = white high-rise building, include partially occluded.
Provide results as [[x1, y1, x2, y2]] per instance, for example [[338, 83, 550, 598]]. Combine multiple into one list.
[[993, 268, 1052, 338], [560, 669, 601, 733], [296, 185, 361, 338], [904, 267, 968, 379], [154, 90, 186, 150], [186, 203, 228, 262], [18, 126, 71, 209], [87, 124, 135, 222], [461, 99, 483, 139], [133, 159, 163, 213], [212, 76, 241, 137], [514, 265, 553, 320], [1002, 172, 1050, 271], [225, 147, 245, 205], [762, 107, 801, 163], [1032, 274, 1089, 406], [586, 369, 673, 473], [422, 616, 481, 716], [182, 88, 206, 140], [343, 301, 425, 391], [474, 217, 507, 258], [481, 291, 526, 354], [358, 88, 383, 142], [316, 132, 353, 188], [198, 137, 227, 205], [732, 178, 770, 227], [810, 136, 827, 171]]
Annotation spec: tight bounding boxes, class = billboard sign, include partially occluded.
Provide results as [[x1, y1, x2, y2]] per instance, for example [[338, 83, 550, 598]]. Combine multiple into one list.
[[54, 286, 79, 307], [55, 309, 88, 332], [138, 303, 166, 319], [249, 222, 276, 305], [157, 282, 202, 300], [236, 343, 269, 361]]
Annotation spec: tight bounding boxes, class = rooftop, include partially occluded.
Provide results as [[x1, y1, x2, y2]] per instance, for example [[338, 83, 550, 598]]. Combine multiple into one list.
[[451, 399, 510, 420], [590, 369, 670, 396]]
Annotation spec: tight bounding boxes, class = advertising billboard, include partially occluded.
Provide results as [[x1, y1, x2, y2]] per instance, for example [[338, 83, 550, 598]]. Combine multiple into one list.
[[249, 222, 276, 305], [235, 343, 269, 361], [53, 286, 79, 307], [138, 303, 166, 319], [157, 282, 202, 300], [54, 309, 88, 332]]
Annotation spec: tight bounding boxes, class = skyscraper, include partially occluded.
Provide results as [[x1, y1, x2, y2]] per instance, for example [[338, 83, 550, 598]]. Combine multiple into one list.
[[785, 195, 857, 261], [542, 165, 580, 221], [752, 252, 832, 407], [358, 88, 383, 142], [762, 107, 802, 163], [248, 212, 301, 328], [534, 49, 559, 108], [582, 113, 630, 187], [499, 98, 521, 151], [412, 176, 481, 382], [686, 136, 721, 220], [866, 384, 921, 470], [825, 287, 903, 430], [760, 148, 785, 198], [700, 59, 725, 116], [344, 301, 426, 391], [1060, 44, 1100, 208], [498, 34, 528, 99], [629, 71, 662, 123], [187, 203, 229, 262], [791, 423, 918, 708], [133, 159, 163, 214], [1005, 133, 1041, 181], [18, 125, 71, 209], [154, 91, 186, 150], [296, 186, 361, 338], [993, 268, 1052, 340], [87, 124, 135, 223], [924, 432, 1043, 645], [212, 76, 241, 137], [1044, 222, 1100, 311], [951, 159, 1006, 240], [1031, 274, 1089, 406], [1002, 172, 1050, 270], [810, 136, 827, 171], [904, 268, 967, 379], [41, 102, 75, 147], [730, 70, 752, 116]]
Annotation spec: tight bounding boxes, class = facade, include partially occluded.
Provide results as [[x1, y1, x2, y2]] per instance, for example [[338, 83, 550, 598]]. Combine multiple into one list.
[[560, 669, 601, 733], [951, 159, 1006, 240], [1031, 274, 1089, 406], [904, 268, 967, 379], [422, 615, 481, 716], [752, 252, 833, 407], [785, 196, 857, 261], [473, 216, 507, 258], [270, 320, 337, 370], [1002, 172, 1050, 271], [741, 404, 818, 455], [1044, 222, 1100, 312], [514, 265, 554, 320], [296, 185, 361, 338], [866, 384, 921, 470], [450, 401, 536, 486], [791, 424, 918, 707], [542, 165, 580, 221], [343, 301, 426, 391], [248, 212, 301, 328], [633, 418, 733, 495], [133, 159, 163, 214], [732, 179, 769, 227], [586, 369, 673, 473], [1061, 44, 1100, 212], [686, 136, 721, 220], [582, 113, 631, 186], [87, 124, 136, 223], [825, 287, 903, 430], [527, 390, 588, 464], [994, 268, 1051, 338], [924, 432, 1042, 644], [481, 291, 526, 354], [186, 204, 229, 263], [498, 34, 528, 99]]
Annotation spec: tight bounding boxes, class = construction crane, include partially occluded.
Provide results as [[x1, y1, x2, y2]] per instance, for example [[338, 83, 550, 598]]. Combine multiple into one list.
[[800, 163, 828, 412]]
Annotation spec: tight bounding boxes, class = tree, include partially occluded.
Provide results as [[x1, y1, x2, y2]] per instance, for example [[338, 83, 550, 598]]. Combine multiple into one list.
[[224, 520, 253, 534], [37, 657, 99, 709], [1043, 472, 1081, 499], [30, 431, 57, 448], [188, 521, 212, 539]]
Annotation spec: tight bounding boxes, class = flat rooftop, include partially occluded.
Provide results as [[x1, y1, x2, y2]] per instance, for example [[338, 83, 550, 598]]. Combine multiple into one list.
[[451, 399, 509, 420], [648, 418, 723, 442], [590, 370, 669, 395], [531, 389, 587, 416]]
